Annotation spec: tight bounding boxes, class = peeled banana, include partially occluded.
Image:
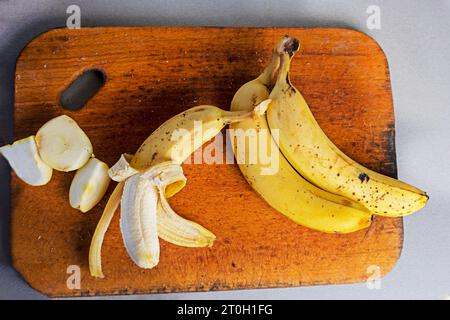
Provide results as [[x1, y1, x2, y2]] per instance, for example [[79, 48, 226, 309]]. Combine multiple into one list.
[[230, 36, 372, 233], [267, 38, 428, 217], [89, 104, 266, 277]]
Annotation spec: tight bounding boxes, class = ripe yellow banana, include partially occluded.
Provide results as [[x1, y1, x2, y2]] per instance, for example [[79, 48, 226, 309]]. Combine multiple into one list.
[[230, 36, 372, 233], [130, 106, 258, 168], [267, 38, 428, 217], [89, 104, 266, 277]]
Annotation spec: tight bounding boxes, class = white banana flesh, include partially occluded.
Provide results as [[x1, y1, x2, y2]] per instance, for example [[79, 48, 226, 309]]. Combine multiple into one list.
[[0, 136, 53, 186], [121, 174, 160, 268], [35, 115, 93, 172], [69, 158, 111, 213]]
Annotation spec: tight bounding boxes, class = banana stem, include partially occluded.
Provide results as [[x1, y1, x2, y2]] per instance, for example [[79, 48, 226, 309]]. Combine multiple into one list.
[[258, 50, 280, 86], [278, 53, 291, 82], [275, 36, 300, 86], [259, 35, 299, 88]]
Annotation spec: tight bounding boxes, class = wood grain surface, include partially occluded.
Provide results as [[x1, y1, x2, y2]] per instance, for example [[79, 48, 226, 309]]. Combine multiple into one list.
[[10, 27, 402, 297]]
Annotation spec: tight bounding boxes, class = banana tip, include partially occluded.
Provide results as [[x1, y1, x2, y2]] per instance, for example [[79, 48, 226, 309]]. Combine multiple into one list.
[[206, 234, 216, 247]]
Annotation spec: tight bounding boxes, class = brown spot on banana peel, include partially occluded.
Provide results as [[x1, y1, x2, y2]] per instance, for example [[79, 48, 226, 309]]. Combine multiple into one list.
[[358, 173, 370, 183], [340, 198, 353, 207]]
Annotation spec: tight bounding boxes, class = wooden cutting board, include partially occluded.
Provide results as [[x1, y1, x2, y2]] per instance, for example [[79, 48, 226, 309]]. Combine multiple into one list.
[[11, 27, 402, 297]]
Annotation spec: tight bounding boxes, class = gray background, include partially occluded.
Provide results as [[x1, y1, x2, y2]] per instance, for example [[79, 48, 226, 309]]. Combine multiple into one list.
[[0, 0, 449, 299]]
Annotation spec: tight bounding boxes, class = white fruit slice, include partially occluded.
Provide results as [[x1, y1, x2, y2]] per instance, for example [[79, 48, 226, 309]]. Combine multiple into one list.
[[69, 158, 111, 213], [0, 136, 52, 186], [35, 115, 93, 172]]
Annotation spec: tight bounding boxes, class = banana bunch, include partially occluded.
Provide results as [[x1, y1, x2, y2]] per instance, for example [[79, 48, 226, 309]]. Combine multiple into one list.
[[230, 35, 427, 235], [230, 37, 372, 233], [266, 36, 428, 217], [89, 104, 268, 277]]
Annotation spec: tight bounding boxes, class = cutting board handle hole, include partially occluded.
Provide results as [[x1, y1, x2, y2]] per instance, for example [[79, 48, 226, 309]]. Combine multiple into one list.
[[60, 69, 106, 111]]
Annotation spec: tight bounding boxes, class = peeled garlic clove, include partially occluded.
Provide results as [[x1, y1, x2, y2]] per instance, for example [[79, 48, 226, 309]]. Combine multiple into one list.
[[0, 136, 52, 186], [120, 174, 159, 268], [35, 115, 93, 172], [69, 158, 110, 213]]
